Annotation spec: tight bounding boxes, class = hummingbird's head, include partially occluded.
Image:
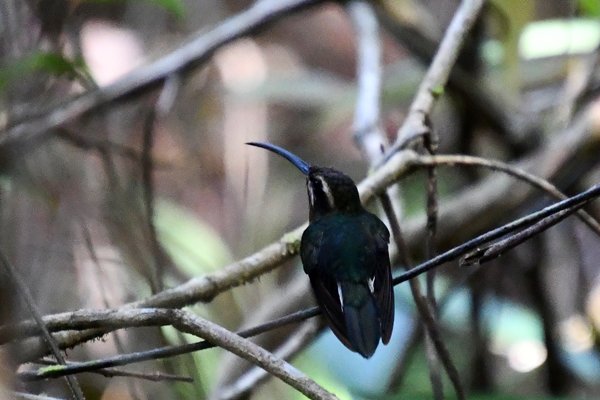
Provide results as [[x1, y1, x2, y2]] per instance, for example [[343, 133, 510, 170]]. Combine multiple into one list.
[[306, 166, 361, 220], [246, 141, 362, 220]]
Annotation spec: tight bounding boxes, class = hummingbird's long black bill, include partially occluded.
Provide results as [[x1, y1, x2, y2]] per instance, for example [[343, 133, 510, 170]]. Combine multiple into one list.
[[246, 141, 310, 175]]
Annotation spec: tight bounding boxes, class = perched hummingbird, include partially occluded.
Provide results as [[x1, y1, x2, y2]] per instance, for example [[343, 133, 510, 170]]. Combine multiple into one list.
[[247, 142, 394, 358]]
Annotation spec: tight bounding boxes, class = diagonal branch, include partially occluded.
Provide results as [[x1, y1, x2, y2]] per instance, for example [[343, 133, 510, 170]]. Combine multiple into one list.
[[393, 183, 600, 285], [0, 253, 85, 400], [19, 308, 336, 400], [385, 0, 486, 156], [414, 154, 600, 235], [0, 0, 323, 147]]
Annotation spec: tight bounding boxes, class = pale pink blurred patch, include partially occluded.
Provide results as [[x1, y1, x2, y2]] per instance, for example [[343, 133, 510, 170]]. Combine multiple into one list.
[[81, 20, 145, 86]]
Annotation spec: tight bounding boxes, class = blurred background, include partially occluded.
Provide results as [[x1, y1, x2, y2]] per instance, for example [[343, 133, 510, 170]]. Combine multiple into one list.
[[1, 0, 600, 399]]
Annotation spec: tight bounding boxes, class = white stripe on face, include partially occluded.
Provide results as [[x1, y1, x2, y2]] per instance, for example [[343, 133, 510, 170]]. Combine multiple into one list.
[[307, 179, 315, 208], [316, 175, 335, 209]]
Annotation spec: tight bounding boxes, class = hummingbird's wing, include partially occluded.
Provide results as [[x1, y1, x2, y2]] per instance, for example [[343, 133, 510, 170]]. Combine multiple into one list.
[[301, 226, 354, 350], [308, 273, 356, 350], [367, 215, 394, 344]]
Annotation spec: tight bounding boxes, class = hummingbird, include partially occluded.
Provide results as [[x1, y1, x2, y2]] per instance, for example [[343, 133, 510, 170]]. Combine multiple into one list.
[[247, 142, 394, 358]]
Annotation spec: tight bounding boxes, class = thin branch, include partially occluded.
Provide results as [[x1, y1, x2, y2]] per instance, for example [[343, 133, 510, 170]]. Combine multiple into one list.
[[376, 5, 528, 145], [423, 130, 443, 400], [95, 369, 193, 383], [385, 0, 486, 156], [393, 183, 600, 285], [142, 107, 161, 292], [461, 200, 591, 266], [56, 128, 143, 162], [0, 253, 85, 400], [171, 310, 336, 400], [379, 193, 465, 400], [0, 0, 323, 147], [142, 97, 162, 293], [34, 358, 193, 383], [142, 74, 181, 293], [216, 319, 321, 400], [414, 154, 600, 236]]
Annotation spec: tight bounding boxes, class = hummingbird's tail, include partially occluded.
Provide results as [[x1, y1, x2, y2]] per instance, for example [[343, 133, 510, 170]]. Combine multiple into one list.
[[340, 281, 381, 358]]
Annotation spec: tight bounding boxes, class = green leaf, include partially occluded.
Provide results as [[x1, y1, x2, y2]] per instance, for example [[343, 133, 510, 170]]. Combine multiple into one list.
[[0, 52, 87, 90], [82, 0, 185, 19], [29, 52, 85, 76], [579, 0, 600, 17]]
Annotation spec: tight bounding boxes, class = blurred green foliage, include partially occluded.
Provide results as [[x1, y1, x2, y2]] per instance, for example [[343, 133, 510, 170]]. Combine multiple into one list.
[[578, 0, 600, 17], [83, 0, 185, 19], [0, 51, 87, 90], [155, 199, 233, 277]]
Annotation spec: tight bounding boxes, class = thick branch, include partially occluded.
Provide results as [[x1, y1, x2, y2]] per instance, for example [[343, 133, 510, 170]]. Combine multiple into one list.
[[18, 308, 336, 400]]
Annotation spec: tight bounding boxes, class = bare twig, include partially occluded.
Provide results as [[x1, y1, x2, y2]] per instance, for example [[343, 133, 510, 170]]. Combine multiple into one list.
[[140, 75, 179, 294], [414, 154, 600, 235], [393, 183, 600, 285], [423, 130, 443, 400], [142, 74, 181, 293], [0, 253, 85, 400], [423, 133, 440, 303], [172, 310, 336, 400], [142, 106, 161, 292], [216, 319, 321, 400], [34, 358, 193, 383], [95, 369, 193, 383], [461, 200, 591, 266], [385, 0, 486, 155], [379, 193, 465, 400]]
